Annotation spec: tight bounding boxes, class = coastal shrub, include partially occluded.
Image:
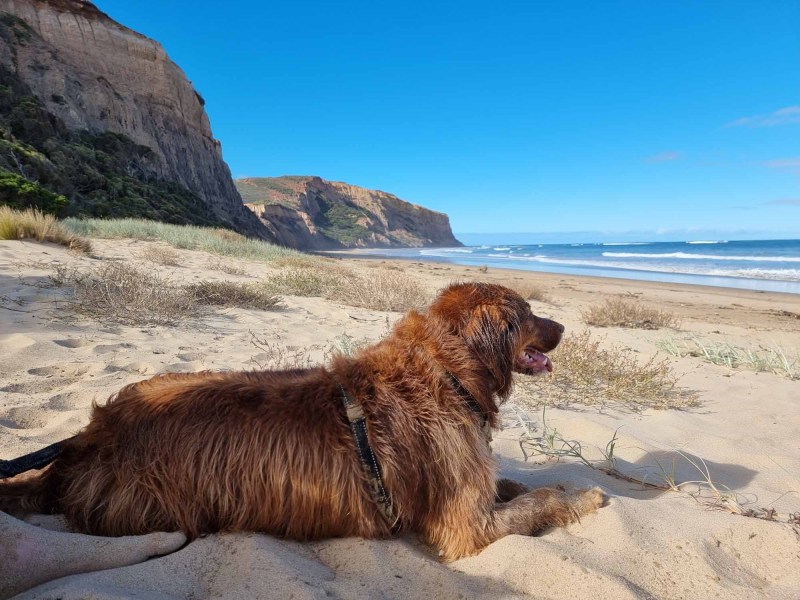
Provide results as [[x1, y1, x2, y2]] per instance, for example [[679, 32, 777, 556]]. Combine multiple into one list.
[[312, 197, 372, 245], [514, 330, 698, 411], [54, 262, 199, 326], [62, 218, 306, 262], [0, 206, 91, 252], [0, 169, 68, 213], [582, 298, 680, 330], [186, 280, 283, 311]]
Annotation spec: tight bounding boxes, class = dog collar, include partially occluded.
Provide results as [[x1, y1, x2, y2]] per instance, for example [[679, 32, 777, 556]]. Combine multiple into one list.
[[338, 383, 400, 532], [444, 372, 493, 443]]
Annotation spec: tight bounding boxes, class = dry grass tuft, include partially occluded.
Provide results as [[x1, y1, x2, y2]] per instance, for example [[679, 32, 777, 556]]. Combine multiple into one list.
[[514, 330, 698, 411], [582, 298, 680, 330], [206, 258, 249, 276], [138, 245, 182, 266], [264, 264, 428, 312], [186, 280, 283, 311], [329, 269, 430, 312], [53, 262, 199, 326], [508, 282, 552, 304], [265, 266, 348, 297], [0, 207, 91, 253]]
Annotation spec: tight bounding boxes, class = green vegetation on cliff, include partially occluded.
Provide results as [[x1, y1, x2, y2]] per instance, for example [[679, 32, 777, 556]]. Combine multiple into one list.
[[0, 15, 224, 227], [312, 197, 371, 245]]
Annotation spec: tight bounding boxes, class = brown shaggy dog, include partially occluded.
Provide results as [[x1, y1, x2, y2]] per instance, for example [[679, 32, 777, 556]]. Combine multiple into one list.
[[0, 282, 605, 560]]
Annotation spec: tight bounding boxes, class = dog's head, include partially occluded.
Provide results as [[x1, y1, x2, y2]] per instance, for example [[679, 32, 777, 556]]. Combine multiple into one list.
[[427, 282, 564, 397]]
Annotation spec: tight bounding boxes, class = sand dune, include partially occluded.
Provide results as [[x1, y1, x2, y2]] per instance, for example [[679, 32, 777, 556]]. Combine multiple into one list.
[[1, 239, 799, 599]]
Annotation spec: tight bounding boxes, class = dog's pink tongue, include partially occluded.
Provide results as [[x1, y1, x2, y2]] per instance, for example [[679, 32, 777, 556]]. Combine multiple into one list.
[[522, 348, 553, 373]]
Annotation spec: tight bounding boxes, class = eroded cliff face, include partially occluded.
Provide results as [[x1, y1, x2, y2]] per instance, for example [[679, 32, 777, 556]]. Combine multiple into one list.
[[237, 176, 462, 250], [1, 0, 270, 238]]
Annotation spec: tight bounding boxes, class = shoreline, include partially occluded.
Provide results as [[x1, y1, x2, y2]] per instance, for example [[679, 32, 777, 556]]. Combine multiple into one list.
[[324, 248, 800, 302], [323, 246, 800, 295]]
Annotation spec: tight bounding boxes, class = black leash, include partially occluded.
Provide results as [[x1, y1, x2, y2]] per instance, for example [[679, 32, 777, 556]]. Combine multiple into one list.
[[0, 437, 73, 480], [339, 383, 400, 532]]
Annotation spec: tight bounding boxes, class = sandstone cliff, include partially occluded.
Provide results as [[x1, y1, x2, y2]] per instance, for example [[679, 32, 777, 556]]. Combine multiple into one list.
[[0, 0, 269, 238], [237, 176, 461, 250]]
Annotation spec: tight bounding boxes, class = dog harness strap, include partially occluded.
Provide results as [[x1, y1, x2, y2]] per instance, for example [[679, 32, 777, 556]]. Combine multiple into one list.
[[445, 372, 492, 443], [0, 437, 74, 480], [338, 384, 399, 532]]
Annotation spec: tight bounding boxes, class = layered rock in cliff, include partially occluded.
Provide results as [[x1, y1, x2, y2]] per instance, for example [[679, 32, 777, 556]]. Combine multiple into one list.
[[0, 0, 270, 238], [237, 176, 461, 250]]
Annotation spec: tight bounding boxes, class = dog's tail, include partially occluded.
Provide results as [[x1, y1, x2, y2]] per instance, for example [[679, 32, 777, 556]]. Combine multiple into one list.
[[0, 438, 72, 513]]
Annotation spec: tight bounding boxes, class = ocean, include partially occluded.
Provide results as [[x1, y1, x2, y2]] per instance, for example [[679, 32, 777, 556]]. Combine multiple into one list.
[[357, 239, 800, 294]]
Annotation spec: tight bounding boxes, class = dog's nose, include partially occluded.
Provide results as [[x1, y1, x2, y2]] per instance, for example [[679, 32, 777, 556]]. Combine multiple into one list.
[[557, 322, 565, 334]]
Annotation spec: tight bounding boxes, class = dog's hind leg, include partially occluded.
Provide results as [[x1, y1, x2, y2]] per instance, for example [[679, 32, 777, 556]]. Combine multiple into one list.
[[0, 467, 60, 515]]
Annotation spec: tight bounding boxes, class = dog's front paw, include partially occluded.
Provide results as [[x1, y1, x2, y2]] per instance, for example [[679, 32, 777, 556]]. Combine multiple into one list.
[[570, 487, 608, 515]]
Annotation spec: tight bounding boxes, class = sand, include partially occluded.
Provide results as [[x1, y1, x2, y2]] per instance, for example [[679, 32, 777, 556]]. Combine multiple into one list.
[[1, 238, 799, 599]]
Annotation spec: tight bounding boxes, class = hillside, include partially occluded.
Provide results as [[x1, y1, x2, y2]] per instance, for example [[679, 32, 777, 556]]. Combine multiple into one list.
[[237, 176, 461, 249], [0, 1, 269, 238]]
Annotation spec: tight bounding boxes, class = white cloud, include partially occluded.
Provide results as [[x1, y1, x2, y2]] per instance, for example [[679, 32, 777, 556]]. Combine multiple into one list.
[[725, 105, 800, 127], [645, 151, 681, 163], [765, 198, 800, 206], [762, 157, 800, 174]]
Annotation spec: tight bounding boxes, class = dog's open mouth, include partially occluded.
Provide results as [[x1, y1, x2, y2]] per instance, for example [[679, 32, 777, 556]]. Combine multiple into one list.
[[515, 345, 553, 374]]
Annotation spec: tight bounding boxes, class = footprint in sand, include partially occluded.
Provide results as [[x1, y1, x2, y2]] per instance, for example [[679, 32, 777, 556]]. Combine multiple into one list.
[[1, 378, 69, 395], [164, 362, 201, 373], [48, 391, 91, 411], [104, 361, 153, 375], [0, 405, 50, 429], [28, 364, 94, 378], [53, 338, 93, 349], [0, 334, 36, 353], [93, 343, 137, 354]]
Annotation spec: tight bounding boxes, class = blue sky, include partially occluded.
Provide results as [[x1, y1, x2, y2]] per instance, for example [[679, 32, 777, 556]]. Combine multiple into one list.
[[96, 1, 799, 241]]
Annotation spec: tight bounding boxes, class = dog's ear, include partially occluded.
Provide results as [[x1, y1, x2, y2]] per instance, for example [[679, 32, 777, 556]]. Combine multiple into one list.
[[461, 303, 519, 398]]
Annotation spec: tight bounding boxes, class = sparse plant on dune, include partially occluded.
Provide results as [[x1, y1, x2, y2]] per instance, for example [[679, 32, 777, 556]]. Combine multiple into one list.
[[329, 268, 429, 312], [186, 280, 283, 311], [515, 408, 798, 525], [582, 298, 680, 330], [659, 336, 798, 379], [53, 262, 199, 326], [514, 330, 697, 411], [508, 282, 552, 304], [138, 244, 182, 266]]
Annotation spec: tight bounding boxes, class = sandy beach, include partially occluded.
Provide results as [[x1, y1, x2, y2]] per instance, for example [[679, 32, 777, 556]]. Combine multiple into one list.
[[1, 237, 799, 599]]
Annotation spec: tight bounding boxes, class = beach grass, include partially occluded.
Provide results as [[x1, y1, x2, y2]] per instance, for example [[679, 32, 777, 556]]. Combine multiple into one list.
[[659, 336, 798, 379], [61, 217, 307, 263], [0, 207, 91, 252]]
